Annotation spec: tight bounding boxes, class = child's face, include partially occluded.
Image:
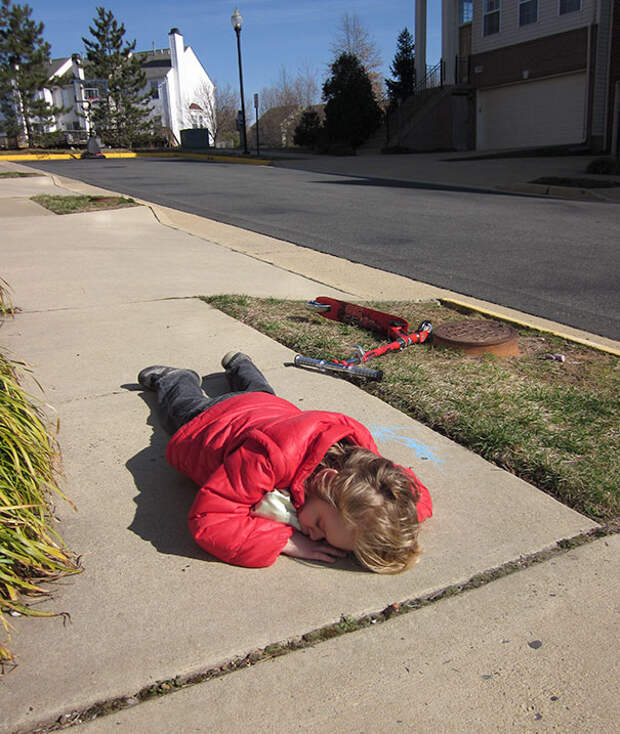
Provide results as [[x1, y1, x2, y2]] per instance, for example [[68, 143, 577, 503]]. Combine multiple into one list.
[[298, 495, 356, 551]]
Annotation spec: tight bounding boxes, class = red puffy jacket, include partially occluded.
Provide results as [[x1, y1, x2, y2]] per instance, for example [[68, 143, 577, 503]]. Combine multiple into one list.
[[166, 392, 432, 568]]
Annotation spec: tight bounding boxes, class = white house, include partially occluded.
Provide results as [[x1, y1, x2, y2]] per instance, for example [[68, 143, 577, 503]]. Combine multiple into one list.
[[140, 28, 215, 145], [1, 27, 215, 147]]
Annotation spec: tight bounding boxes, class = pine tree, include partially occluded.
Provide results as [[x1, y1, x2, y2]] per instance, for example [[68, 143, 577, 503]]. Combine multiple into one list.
[[322, 52, 382, 151], [0, 0, 63, 146], [82, 7, 152, 148], [386, 28, 416, 106], [293, 108, 322, 149]]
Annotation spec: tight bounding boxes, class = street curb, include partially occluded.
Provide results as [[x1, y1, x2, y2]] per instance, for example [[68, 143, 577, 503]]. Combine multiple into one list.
[[11, 161, 620, 357], [0, 151, 272, 166], [495, 182, 612, 202], [272, 161, 617, 203]]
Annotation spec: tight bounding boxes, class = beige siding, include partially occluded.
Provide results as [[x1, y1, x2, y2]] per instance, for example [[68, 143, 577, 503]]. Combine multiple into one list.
[[471, 0, 597, 54], [476, 71, 588, 148]]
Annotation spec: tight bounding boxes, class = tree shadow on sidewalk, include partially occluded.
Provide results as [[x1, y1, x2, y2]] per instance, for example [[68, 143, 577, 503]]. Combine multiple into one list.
[[123, 372, 229, 562]]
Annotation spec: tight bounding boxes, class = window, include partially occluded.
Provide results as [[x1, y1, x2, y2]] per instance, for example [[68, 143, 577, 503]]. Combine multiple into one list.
[[149, 80, 159, 99], [559, 0, 581, 13], [520, 0, 537, 25], [459, 0, 473, 24], [484, 0, 500, 36]]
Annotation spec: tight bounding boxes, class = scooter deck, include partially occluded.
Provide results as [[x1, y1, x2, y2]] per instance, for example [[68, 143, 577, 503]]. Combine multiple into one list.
[[310, 297, 410, 338]]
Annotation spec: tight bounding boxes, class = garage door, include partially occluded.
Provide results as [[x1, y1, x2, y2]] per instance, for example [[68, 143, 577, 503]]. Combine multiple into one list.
[[477, 72, 587, 150]]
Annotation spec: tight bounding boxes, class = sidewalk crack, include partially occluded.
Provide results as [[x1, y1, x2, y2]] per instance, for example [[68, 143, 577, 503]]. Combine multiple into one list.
[[29, 523, 617, 733]]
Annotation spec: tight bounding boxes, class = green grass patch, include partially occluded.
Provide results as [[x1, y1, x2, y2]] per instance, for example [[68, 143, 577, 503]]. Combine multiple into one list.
[[203, 295, 619, 522], [0, 172, 44, 178], [31, 194, 139, 215]]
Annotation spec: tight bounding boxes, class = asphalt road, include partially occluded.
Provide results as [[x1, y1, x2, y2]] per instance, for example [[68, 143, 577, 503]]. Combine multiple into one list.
[[24, 157, 620, 340]]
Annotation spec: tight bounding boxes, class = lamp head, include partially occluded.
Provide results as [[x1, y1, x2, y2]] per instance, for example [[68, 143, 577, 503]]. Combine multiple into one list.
[[231, 9, 243, 31]]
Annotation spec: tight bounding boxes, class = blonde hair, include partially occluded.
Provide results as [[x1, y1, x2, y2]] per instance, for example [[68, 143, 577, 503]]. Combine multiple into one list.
[[306, 443, 422, 574]]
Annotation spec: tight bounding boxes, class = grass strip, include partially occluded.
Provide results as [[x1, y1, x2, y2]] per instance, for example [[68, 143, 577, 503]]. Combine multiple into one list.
[[0, 172, 44, 178], [203, 295, 619, 521], [31, 194, 139, 215]]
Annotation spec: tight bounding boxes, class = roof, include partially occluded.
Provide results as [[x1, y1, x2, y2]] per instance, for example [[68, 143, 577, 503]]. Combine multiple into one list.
[[46, 57, 71, 79], [137, 49, 172, 69]]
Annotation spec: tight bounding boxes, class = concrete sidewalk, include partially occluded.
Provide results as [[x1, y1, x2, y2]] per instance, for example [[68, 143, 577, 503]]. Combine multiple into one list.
[[0, 162, 617, 733], [271, 149, 620, 203]]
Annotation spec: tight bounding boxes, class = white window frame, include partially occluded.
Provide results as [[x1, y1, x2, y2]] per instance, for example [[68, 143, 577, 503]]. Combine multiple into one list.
[[483, 0, 501, 36], [559, 0, 581, 15], [519, 0, 538, 26], [459, 0, 473, 24]]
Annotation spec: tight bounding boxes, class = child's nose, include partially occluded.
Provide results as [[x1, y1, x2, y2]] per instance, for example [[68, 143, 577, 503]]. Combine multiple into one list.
[[309, 527, 324, 541]]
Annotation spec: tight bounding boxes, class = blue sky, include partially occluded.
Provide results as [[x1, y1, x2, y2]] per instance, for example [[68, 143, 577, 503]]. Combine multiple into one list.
[[29, 1, 442, 98]]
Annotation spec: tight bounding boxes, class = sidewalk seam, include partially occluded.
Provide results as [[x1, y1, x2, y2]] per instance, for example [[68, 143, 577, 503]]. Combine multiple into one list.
[[145, 205, 358, 298], [29, 523, 616, 734], [26, 168, 620, 354]]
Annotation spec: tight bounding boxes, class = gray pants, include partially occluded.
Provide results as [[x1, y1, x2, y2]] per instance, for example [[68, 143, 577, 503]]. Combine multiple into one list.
[[153, 354, 275, 434]]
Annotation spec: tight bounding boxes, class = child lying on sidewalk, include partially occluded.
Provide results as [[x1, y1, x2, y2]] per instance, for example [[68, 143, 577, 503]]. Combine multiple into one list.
[[138, 352, 432, 573]]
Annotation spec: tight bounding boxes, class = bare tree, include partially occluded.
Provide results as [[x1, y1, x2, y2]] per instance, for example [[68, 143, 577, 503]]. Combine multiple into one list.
[[213, 81, 239, 145], [259, 64, 320, 116], [330, 12, 384, 102], [187, 80, 238, 146], [295, 61, 320, 109]]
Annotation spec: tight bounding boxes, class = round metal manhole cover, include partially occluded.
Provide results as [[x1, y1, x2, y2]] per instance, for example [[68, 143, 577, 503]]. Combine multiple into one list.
[[433, 320, 519, 357]]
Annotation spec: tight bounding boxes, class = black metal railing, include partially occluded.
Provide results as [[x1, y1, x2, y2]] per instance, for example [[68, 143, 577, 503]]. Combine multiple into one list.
[[415, 60, 444, 94]]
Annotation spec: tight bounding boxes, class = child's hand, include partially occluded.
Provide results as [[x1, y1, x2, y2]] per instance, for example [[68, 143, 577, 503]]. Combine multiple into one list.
[[282, 530, 349, 563]]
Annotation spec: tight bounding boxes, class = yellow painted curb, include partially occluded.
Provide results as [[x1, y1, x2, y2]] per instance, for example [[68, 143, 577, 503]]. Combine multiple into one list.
[[440, 298, 620, 357], [0, 151, 272, 165], [0, 153, 79, 161], [134, 152, 272, 165]]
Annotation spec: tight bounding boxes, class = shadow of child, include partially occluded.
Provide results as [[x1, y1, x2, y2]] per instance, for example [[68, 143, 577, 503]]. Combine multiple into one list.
[[123, 373, 230, 562]]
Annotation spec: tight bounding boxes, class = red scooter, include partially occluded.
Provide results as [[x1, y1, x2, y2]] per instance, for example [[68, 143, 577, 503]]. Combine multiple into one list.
[[294, 296, 432, 380]]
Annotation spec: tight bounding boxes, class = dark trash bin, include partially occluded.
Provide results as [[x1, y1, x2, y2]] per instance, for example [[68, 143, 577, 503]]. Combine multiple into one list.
[[180, 128, 210, 149]]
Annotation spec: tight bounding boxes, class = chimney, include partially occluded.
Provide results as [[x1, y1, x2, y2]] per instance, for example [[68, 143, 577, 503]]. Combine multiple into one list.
[[169, 28, 184, 76], [71, 53, 85, 81], [168, 27, 185, 140]]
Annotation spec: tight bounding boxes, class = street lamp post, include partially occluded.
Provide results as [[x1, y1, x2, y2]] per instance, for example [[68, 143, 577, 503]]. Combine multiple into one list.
[[231, 8, 249, 154]]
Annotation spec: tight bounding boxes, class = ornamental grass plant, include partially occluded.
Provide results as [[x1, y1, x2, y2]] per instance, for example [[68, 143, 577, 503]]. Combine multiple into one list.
[[1, 280, 80, 672]]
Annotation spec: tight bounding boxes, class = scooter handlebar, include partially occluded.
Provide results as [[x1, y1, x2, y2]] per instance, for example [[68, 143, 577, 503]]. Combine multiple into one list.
[[294, 354, 383, 381]]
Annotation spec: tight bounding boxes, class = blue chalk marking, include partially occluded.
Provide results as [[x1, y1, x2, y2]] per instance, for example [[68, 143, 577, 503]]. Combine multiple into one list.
[[369, 426, 443, 464]]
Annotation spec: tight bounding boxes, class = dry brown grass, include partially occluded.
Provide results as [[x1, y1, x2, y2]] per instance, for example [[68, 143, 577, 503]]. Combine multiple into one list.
[[205, 295, 619, 522]]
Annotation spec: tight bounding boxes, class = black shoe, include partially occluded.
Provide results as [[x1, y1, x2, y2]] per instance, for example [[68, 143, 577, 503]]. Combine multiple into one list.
[[221, 351, 252, 370], [137, 366, 200, 390]]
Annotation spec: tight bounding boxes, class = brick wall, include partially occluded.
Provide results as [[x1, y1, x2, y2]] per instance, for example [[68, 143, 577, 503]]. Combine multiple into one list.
[[470, 26, 588, 89]]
